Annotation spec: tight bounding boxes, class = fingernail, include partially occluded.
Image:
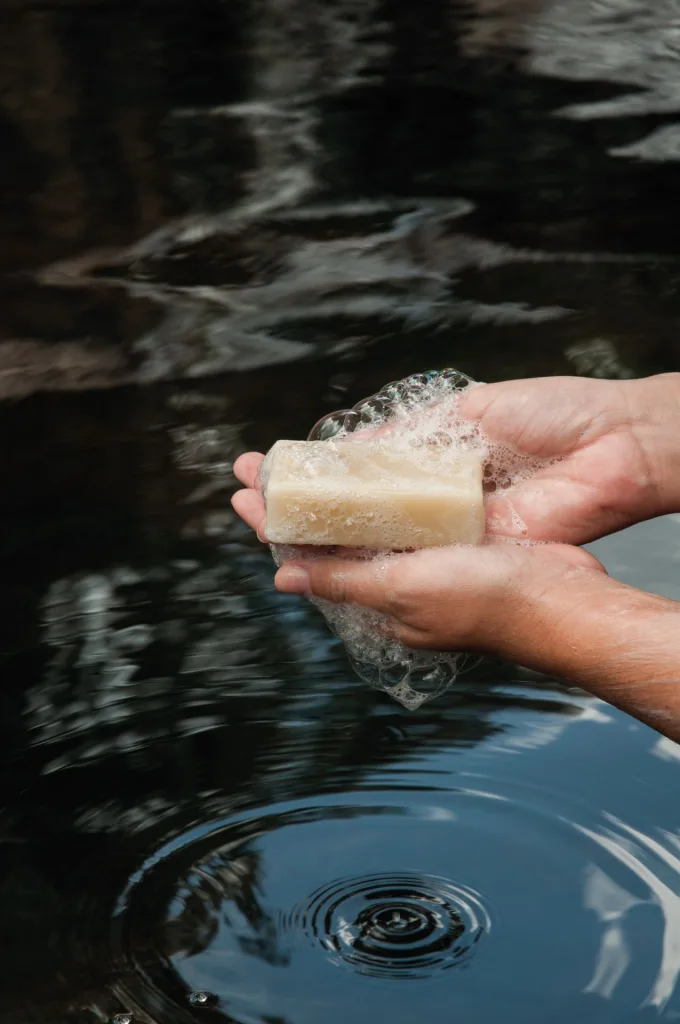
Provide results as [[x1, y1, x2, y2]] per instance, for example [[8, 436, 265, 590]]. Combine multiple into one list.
[[275, 565, 310, 594]]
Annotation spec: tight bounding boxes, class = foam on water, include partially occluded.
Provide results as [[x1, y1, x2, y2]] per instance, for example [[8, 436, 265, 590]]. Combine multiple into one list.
[[263, 368, 557, 709]]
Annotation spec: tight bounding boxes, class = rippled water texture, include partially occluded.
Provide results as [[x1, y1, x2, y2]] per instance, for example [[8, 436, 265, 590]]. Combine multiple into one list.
[[1, 1, 680, 1022], [110, 750, 680, 1023]]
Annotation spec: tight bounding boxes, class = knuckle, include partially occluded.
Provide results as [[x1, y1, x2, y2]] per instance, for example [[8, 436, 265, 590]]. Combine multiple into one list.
[[321, 568, 350, 604], [395, 624, 435, 650]]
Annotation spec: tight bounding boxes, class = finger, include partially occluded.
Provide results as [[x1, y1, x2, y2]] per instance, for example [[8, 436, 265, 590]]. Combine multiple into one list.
[[231, 488, 267, 540], [275, 543, 508, 607], [233, 452, 265, 491], [275, 555, 398, 615]]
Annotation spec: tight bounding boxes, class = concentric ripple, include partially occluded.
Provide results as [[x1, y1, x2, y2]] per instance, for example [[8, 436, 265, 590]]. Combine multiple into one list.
[[281, 872, 488, 977], [103, 701, 680, 1024]]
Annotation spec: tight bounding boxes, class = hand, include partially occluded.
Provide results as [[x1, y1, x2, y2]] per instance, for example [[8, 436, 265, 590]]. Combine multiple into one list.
[[274, 539, 680, 744], [273, 540, 605, 655], [231, 386, 680, 742], [459, 372, 680, 544], [232, 451, 268, 542], [231, 372, 680, 546]]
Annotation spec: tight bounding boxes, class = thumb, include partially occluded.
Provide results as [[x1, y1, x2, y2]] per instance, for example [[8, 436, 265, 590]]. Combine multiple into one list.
[[275, 555, 398, 614]]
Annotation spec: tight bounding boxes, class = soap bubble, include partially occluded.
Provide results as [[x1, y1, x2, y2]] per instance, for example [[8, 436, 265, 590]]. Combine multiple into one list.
[[308, 369, 474, 442], [265, 367, 552, 709], [269, 539, 476, 709]]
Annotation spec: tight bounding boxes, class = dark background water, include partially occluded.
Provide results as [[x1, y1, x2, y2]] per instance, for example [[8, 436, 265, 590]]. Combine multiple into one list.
[[1, 1, 680, 1021]]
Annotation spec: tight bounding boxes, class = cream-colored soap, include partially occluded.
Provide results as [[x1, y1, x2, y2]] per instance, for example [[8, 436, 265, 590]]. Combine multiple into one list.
[[263, 438, 485, 549]]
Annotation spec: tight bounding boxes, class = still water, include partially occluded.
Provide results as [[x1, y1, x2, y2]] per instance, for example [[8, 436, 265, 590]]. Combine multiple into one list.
[[1, 1, 680, 1021]]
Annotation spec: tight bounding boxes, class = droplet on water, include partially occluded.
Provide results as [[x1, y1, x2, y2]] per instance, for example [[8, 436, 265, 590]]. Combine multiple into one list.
[[189, 990, 218, 1007]]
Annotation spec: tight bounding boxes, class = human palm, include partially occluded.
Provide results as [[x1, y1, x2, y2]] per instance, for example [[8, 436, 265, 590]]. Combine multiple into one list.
[[459, 376, 659, 544], [232, 375, 662, 547]]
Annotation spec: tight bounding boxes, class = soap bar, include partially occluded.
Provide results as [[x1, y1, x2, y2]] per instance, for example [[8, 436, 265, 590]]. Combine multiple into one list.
[[262, 438, 485, 549]]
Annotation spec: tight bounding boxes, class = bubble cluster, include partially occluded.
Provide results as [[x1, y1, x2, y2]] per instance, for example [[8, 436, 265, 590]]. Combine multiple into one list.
[[266, 367, 556, 708], [308, 368, 475, 443]]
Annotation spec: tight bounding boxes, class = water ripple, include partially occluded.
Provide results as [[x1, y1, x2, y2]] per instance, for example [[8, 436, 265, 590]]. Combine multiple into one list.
[[104, 776, 680, 1022]]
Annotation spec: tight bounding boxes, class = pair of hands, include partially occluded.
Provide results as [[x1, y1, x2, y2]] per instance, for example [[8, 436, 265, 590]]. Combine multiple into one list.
[[232, 373, 680, 662]]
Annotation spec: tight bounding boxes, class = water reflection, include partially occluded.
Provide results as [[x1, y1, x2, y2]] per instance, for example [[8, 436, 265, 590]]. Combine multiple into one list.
[[580, 819, 680, 1010], [0, 0, 679, 395], [0, 353, 676, 1020], [0, 487, 674, 1023], [0, 451, 616, 1023], [107, 775, 680, 1022], [1, 0, 680, 1021]]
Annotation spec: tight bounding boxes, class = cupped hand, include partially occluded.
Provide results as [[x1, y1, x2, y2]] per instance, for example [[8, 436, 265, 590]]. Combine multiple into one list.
[[457, 374, 668, 545], [273, 540, 606, 657], [272, 539, 680, 749]]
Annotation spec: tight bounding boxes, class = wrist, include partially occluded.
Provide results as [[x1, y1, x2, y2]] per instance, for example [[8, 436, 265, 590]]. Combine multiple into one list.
[[499, 563, 680, 739], [493, 555, 612, 668], [471, 546, 605, 663], [626, 373, 680, 516]]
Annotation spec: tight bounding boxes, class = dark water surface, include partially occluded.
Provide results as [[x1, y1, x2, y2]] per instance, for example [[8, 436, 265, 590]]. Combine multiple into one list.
[[1, 1, 680, 1021]]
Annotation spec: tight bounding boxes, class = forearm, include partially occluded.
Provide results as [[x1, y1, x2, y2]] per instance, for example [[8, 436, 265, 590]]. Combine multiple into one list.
[[499, 569, 680, 741], [628, 372, 680, 515]]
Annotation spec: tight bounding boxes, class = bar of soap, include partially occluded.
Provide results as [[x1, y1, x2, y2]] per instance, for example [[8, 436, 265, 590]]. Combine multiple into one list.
[[262, 438, 485, 549]]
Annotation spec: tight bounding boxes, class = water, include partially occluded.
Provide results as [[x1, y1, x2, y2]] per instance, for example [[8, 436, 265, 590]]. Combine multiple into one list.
[[1, 1, 680, 1021]]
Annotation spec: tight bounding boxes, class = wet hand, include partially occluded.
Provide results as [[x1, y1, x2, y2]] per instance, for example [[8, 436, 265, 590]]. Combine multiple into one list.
[[232, 452, 267, 541], [274, 541, 605, 656], [459, 373, 680, 544], [231, 373, 680, 547], [274, 539, 680, 744]]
